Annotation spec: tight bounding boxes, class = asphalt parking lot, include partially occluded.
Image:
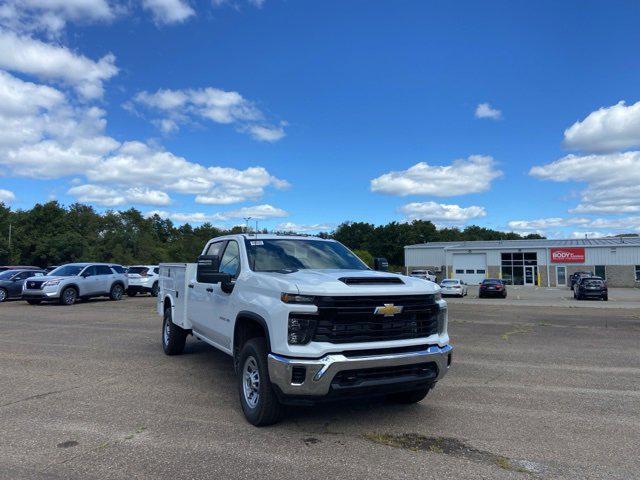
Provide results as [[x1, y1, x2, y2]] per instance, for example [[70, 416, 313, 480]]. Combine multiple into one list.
[[1, 297, 639, 479]]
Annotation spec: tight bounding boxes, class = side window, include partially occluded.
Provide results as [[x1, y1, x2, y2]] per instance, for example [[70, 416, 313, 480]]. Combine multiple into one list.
[[206, 241, 225, 257], [153, 267, 159, 274], [83, 266, 97, 277], [219, 241, 241, 278], [16, 272, 31, 280], [96, 265, 113, 275]]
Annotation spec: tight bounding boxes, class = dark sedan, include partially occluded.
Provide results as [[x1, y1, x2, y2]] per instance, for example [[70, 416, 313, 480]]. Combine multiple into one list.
[[574, 277, 608, 301], [0, 269, 46, 302], [479, 278, 507, 298]]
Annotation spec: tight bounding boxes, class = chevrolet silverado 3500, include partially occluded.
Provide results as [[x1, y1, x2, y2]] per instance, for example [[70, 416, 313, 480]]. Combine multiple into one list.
[[158, 234, 452, 426]]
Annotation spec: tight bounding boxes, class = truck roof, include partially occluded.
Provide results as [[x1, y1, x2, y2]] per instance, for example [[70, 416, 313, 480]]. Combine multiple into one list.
[[212, 234, 334, 242]]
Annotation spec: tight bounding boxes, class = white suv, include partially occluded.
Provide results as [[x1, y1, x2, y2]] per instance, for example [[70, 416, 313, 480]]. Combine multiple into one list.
[[410, 269, 437, 282], [127, 265, 160, 297], [22, 263, 128, 305]]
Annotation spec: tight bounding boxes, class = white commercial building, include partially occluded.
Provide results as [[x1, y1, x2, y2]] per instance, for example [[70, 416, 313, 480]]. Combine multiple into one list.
[[404, 237, 640, 287]]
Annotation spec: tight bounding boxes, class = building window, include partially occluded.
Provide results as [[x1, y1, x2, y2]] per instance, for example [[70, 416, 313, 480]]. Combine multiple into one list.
[[595, 265, 606, 279], [476, 269, 486, 274], [500, 251, 537, 285], [636, 266, 640, 282], [466, 269, 474, 274], [455, 269, 464, 274]]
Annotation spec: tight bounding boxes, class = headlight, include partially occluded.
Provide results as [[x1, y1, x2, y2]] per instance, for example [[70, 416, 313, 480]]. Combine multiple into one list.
[[287, 316, 317, 345], [434, 291, 442, 302], [281, 293, 315, 304], [43, 279, 61, 286]]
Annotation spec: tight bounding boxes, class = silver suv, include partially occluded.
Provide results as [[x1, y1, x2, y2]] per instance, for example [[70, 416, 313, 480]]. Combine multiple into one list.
[[22, 263, 128, 305]]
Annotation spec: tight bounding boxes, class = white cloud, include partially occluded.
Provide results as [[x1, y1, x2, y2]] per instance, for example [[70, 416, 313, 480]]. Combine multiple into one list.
[[0, 189, 15, 203], [530, 151, 640, 214], [507, 217, 590, 231], [475, 103, 502, 120], [0, 71, 288, 209], [224, 204, 288, 219], [276, 222, 333, 232], [0, 30, 118, 99], [67, 184, 172, 206], [129, 86, 286, 141], [399, 201, 486, 224], [563, 101, 640, 153], [570, 231, 614, 239], [0, 0, 114, 36], [142, 0, 195, 24], [371, 155, 502, 197]]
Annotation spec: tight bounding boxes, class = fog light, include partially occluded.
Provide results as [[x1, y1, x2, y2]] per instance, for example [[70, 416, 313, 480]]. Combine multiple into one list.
[[288, 316, 316, 345], [291, 366, 306, 384]]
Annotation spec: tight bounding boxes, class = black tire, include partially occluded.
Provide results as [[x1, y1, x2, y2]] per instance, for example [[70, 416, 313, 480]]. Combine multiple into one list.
[[162, 307, 187, 355], [0, 288, 7, 303], [150, 282, 159, 297], [387, 385, 432, 404], [109, 283, 124, 301], [603, 295, 608, 301], [59, 287, 77, 305], [502, 292, 507, 298], [27, 299, 41, 305], [127, 290, 137, 297], [238, 338, 283, 427]]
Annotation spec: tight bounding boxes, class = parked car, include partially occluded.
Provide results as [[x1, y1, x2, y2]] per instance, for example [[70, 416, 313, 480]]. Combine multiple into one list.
[[158, 234, 452, 426], [22, 263, 128, 305], [0, 265, 39, 272], [439, 278, 468, 297], [570, 271, 593, 290], [574, 276, 608, 301], [0, 269, 46, 302], [479, 278, 507, 298], [127, 265, 160, 296], [410, 269, 437, 282]]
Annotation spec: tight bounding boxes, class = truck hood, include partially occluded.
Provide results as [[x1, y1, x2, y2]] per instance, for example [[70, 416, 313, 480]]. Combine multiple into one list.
[[282, 269, 439, 296]]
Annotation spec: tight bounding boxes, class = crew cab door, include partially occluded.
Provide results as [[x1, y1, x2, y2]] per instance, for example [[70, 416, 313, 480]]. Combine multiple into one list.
[[208, 240, 241, 350], [188, 241, 227, 345]]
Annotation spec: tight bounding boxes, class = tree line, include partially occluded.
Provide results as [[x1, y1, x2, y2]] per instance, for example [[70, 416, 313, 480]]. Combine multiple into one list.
[[0, 201, 543, 267]]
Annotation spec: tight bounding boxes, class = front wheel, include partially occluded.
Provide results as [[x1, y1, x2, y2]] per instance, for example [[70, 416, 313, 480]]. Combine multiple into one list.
[[59, 287, 77, 305], [150, 282, 159, 297], [238, 338, 283, 426], [0, 288, 7, 303], [387, 385, 432, 404], [162, 307, 187, 355], [603, 295, 608, 301]]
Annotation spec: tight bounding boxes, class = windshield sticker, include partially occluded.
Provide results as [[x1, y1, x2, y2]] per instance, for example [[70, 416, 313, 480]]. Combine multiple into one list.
[[250, 240, 264, 246]]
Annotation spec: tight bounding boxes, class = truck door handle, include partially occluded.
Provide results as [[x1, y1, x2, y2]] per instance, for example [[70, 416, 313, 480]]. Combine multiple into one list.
[[206, 287, 214, 293], [188, 284, 194, 289]]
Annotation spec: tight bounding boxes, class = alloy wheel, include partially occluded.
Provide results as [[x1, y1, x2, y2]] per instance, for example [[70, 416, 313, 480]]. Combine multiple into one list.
[[242, 356, 260, 409]]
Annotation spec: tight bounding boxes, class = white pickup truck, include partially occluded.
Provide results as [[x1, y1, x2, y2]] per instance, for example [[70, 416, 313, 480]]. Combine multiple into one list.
[[157, 234, 452, 426]]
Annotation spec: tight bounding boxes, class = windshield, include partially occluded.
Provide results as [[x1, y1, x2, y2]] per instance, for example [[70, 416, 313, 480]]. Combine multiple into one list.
[[441, 280, 458, 285], [245, 239, 368, 272], [49, 265, 84, 277]]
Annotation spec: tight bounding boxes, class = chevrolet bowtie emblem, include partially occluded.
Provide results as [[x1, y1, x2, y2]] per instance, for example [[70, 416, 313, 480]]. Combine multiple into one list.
[[374, 303, 403, 317]]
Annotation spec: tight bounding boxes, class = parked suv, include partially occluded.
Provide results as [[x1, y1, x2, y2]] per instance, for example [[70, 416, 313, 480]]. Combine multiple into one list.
[[574, 276, 608, 301], [127, 265, 160, 296], [0, 269, 46, 302], [22, 263, 128, 305]]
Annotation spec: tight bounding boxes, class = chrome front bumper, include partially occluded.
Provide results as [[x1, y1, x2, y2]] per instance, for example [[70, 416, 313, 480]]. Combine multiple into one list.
[[268, 344, 453, 397]]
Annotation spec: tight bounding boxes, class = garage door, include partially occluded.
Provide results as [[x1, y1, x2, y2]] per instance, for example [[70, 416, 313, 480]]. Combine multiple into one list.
[[452, 253, 487, 285]]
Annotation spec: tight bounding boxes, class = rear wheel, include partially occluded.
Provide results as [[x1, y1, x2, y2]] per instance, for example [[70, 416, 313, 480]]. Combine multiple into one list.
[[109, 283, 124, 301], [0, 288, 7, 303], [59, 287, 77, 305], [387, 385, 432, 404], [150, 282, 159, 297], [162, 307, 187, 355], [238, 338, 283, 426], [603, 295, 608, 301]]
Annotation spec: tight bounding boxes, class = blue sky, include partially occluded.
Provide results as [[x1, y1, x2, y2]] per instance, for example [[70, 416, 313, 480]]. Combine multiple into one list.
[[1, 0, 640, 238]]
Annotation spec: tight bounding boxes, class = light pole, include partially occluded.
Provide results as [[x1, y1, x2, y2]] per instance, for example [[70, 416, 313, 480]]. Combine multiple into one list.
[[244, 217, 252, 233]]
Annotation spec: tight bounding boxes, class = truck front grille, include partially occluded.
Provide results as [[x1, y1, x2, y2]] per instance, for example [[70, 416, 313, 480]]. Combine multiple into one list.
[[312, 295, 440, 344]]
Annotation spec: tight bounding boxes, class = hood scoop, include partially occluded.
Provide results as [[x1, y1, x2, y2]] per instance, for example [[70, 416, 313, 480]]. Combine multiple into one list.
[[339, 276, 404, 285]]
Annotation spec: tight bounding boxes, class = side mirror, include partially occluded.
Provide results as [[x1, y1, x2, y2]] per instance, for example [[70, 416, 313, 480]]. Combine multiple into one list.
[[373, 257, 388, 272], [81, 272, 90, 278], [197, 255, 223, 283]]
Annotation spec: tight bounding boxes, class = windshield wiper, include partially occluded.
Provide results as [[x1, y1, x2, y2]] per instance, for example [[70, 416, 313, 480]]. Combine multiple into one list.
[[260, 268, 299, 274]]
